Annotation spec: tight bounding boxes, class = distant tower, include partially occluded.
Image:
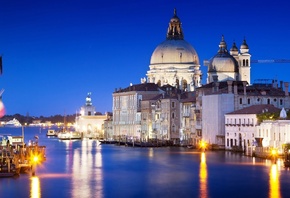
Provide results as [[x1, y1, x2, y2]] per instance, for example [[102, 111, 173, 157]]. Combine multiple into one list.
[[80, 92, 96, 116], [238, 38, 251, 84]]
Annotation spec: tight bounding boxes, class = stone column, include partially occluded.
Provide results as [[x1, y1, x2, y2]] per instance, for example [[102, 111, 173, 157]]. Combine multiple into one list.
[[227, 81, 233, 93]]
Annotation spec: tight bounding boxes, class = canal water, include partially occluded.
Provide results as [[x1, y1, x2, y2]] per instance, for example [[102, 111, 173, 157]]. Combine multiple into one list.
[[0, 127, 290, 198]]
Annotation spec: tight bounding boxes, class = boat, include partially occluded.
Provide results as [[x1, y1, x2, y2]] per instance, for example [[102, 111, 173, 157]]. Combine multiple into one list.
[[58, 131, 82, 140], [99, 140, 118, 144], [46, 129, 58, 137], [3, 118, 22, 127]]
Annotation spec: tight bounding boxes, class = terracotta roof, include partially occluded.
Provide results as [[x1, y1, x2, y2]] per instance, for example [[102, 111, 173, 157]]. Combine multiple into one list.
[[114, 83, 161, 93], [227, 104, 281, 115], [197, 81, 286, 96]]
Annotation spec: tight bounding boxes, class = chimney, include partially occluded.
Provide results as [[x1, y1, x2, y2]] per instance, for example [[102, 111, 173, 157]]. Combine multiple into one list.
[[280, 81, 283, 89], [227, 81, 233, 93], [243, 81, 247, 96], [215, 82, 220, 92], [284, 82, 289, 96], [234, 83, 238, 94], [213, 75, 218, 83]]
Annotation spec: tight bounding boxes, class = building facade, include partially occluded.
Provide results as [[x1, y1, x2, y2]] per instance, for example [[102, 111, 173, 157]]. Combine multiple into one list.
[[225, 104, 281, 151], [112, 83, 164, 142], [75, 93, 111, 138]]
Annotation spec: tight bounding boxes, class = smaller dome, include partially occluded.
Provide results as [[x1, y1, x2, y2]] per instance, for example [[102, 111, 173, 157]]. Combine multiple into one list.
[[240, 39, 249, 49], [208, 53, 239, 73], [230, 42, 238, 52]]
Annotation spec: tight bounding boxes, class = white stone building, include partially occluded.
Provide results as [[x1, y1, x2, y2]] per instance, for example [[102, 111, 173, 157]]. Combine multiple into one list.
[[197, 80, 290, 148], [256, 117, 290, 153], [206, 36, 251, 84], [113, 83, 163, 142], [225, 104, 280, 151], [146, 9, 202, 91], [75, 93, 111, 138]]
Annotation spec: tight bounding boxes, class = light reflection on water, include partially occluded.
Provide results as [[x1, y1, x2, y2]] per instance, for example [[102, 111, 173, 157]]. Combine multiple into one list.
[[269, 164, 281, 198], [71, 140, 103, 198], [30, 176, 41, 198], [199, 152, 208, 198]]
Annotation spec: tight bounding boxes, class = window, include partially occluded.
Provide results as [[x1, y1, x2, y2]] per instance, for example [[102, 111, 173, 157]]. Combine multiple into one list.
[[280, 99, 283, 105], [267, 98, 270, 104], [240, 98, 242, 104], [243, 59, 245, 66], [246, 59, 249, 66], [248, 98, 250, 104], [172, 112, 175, 119], [171, 102, 175, 108]]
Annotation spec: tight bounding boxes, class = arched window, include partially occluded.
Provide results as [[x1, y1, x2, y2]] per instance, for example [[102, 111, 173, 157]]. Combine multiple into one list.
[[246, 59, 249, 66], [243, 59, 245, 66], [240, 98, 243, 104]]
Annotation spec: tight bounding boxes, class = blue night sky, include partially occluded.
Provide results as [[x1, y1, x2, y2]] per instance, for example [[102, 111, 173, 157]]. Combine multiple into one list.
[[0, 0, 290, 117]]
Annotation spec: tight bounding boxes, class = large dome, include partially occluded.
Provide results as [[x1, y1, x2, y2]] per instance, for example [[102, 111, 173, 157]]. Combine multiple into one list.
[[150, 39, 200, 65]]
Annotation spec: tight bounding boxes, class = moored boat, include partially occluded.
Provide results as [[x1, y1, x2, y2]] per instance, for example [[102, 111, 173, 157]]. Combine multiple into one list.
[[58, 131, 82, 140], [46, 129, 58, 137]]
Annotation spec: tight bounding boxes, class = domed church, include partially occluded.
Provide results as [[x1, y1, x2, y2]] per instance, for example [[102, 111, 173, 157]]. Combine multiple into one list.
[[206, 35, 251, 84], [146, 9, 202, 91]]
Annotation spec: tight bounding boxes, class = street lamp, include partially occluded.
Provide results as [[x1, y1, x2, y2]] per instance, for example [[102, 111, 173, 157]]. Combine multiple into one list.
[[270, 148, 278, 164], [199, 140, 207, 152]]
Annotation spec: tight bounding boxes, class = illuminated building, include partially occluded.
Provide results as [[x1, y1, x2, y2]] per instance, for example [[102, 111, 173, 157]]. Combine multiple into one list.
[[225, 104, 280, 151], [205, 36, 251, 84], [199, 80, 290, 148], [111, 9, 290, 147], [146, 9, 202, 91], [75, 93, 111, 138]]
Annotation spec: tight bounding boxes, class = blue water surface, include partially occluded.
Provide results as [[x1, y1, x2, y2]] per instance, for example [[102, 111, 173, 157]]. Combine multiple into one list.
[[0, 127, 289, 198]]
